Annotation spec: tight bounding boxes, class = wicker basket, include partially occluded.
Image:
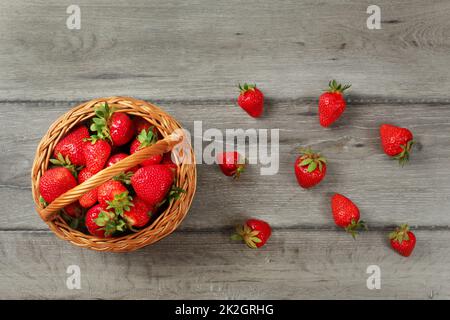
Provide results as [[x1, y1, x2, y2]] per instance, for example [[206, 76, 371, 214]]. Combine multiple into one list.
[[31, 97, 197, 252]]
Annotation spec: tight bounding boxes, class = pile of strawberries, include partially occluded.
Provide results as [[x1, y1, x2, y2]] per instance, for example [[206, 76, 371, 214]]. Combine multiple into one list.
[[39, 103, 182, 238], [228, 81, 416, 257]]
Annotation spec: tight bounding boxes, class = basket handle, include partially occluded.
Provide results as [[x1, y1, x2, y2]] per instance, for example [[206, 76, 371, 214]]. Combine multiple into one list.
[[38, 133, 183, 222]]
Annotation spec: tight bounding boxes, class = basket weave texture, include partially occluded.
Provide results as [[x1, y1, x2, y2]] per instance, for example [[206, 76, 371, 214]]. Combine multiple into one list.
[[31, 97, 197, 252]]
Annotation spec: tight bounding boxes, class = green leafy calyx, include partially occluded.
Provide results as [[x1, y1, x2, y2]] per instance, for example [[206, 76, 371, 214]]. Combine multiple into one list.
[[345, 219, 367, 240], [327, 79, 351, 94], [49, 153, 83, 178], [137, 128, 157, 149], [89, 102, 114, 143], [238, 83, 256, 94], [394, 140, 414, 167], [106, 191, 134, 216], [298, 148, 327, 173], [389, 224, 410, 244], [231, 223, 262, 249]]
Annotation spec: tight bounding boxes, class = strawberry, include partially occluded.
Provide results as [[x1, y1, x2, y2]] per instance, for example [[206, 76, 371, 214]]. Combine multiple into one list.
[[90, 103, 134, 146], [231, 219, 272, 248], [39, 167, 77, 204], [318, 80, 351, 127], [63, 202, 83, 218], [133, 117, 159, 137], [131, 165, 174, 206], [83, 139, 111, 174], [53, 125, 89, 166], [106, 153, 139, 173], [380, 124, 414, 166], [237, 83, 264, 118], [217, 151, 245, 178], [161, 152, 178, 171], [389, 224, 416, 257], [294, 148, 326, 188], [123, 196, 154, 228], [130, 128, 163, 166], [77, 168, 98, 208], [85, 204, 125, 237], [97, 180, 132, 215], [331, 193, 366, 238]]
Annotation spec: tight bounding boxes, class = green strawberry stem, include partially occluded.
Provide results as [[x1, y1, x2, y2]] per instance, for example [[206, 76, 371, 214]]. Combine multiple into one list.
[[137, 128, 157, 148], [327, 79, 351, 94], [106, 191, 134, 216], [394, 140, 414, 167], [90, 102, 114, 142], [389, 224, 410, 243], [231, 224, 262, 249], [238, 83, 256, 94], [95, 210, 127, 236], [49, 153, 83, 178], [298, 148, 327, 173], [113, 172, 134, 185], [345, 219, 367, 240]]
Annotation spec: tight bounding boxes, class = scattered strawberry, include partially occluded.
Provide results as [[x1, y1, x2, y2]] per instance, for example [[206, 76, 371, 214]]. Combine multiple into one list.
[[130, 128, 163, 166], [63, 202, 83, 218], [53, 125, 90, 166], [123, 197, 154, 228], [294, 148, 327, 188], [331, 193, 366, 239], [106, 153, 139, 173], [318, 80, 351, 127], [231, 219, 272, 248], [39, 167, 77, 204], [90, 103, 134, 146], [131, 165, 174, 206], [389, 224, 416, 257], [77, 168, 98, 208], [217, 151, 245, 179], [380, 124, 414, 166], [83, 139, 111, 174], [237, 83, 264, 118]]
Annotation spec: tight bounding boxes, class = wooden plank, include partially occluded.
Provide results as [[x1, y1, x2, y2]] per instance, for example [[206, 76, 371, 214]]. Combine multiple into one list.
[[0, 229, 447, 299], [1, 1, 450, 100], [1, 100, 450, 230]]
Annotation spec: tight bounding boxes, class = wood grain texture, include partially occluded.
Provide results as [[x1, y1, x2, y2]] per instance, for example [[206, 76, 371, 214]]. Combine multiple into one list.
[[1, 100, 449, 230], [0, 0, 450, 100], [0, 229, 448, 299]]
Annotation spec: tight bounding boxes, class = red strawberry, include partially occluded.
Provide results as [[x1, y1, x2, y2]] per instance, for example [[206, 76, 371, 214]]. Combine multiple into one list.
[[53, 125, 89, 166], [63, 202, 83, 218], [331, 193, 366, 238], [123, 197, 153, 228], [106, 153, 139, 173], [130, 129, 162, 166], [97, 180, 131, 215], [133, 117, 159, 137], [90, 103, 134, 146], [294, 148, 327, 188], [131, 165, 174, 206], [318, 80, 351, 127], [77, 168, 98, 208], [237, 83, 264, 118], [217, 151, 245, 179], [110, 113, 134, 146], [83, 139, 111, 174], [39, 167, 77, 204], [231, 219, 272, 248], [380, 124, 414, 166], [389, 224, 416, 257], [161, 152, 178, 171], [85, 204, 113, 238]]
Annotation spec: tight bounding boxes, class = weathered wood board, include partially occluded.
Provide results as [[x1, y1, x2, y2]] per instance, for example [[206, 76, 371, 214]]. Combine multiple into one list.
[[0, 0, 450, 299]]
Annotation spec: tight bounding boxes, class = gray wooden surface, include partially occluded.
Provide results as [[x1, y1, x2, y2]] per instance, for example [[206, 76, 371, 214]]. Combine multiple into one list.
[[1, 0, 450, 299]]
